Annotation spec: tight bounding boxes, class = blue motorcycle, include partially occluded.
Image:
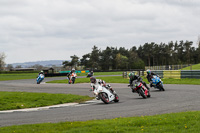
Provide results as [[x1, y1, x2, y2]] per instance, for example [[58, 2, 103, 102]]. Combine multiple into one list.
[[36, 74, 44, 84], [87, 72, 94, 78], [151, 75, 165, 91]]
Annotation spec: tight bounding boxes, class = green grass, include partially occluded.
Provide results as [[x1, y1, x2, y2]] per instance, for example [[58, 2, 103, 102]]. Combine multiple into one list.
[[181, 63, 200, 70], [0, 73, 38, 81], [47, 76, 200, 85], [76, 71, 123, 76], [91, 71, 123, 75], [0, 111, 199, 132], [0, 72, 123, 81], [0, 91, 93, 111]]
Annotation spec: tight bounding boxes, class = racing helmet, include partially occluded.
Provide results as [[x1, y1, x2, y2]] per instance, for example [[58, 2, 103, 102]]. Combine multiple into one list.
[[146, 69, 151, 75], [72, 68, 75, 72], [90, 76, 96, 83], [129, 72, 134, 80]]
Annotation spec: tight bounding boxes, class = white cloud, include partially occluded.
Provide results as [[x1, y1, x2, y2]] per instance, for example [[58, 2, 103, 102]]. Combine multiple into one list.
[[0, 0, 199, 64]]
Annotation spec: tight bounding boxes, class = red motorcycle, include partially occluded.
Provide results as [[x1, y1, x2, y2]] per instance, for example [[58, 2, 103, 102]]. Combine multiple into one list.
[[129, 80, 150, 99]]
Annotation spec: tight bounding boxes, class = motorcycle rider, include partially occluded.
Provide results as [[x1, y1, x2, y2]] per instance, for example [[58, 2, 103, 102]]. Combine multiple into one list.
[[128, 72, 150, 92], [37, 70, 45, 84], [87, 70, 94, 77], [89, 70, 94, 76], [67, 68, 76, 79], [90, 76, 115, 94], [38, 70, 44, 76], [146, 69, 157, 87]]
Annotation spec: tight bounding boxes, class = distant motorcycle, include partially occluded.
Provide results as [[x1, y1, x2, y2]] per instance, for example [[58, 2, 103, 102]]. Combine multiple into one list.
[[91, 84, 119, 104], [68, 72, 77, 84], [151, 75, 165, 91], [129, 80, 150, 99], [87, 71, 94, 77], [36, 74, 44, 84]]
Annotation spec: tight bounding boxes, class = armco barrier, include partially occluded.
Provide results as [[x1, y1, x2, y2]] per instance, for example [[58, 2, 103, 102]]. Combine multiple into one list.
[[181, 70, 200, 79], [163, 70, 181, 79], [144, 70, 200, 79], [59, 70, 90, 74], [45, 73, 68, 77]]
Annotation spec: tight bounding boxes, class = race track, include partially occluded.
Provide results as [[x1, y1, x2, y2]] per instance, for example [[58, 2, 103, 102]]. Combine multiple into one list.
[[0, 77, 200, 127]]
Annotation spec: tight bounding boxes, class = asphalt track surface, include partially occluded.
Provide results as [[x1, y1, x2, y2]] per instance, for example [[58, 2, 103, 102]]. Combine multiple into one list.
[[0, 76, 200, 127]]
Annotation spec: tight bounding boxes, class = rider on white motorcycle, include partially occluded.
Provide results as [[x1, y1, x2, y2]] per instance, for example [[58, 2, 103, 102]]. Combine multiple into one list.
[[67, 68, 75, 79], [90, 76, 116, 95]]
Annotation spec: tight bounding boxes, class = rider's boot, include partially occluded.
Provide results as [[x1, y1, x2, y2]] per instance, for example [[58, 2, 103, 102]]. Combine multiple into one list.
[[150, 81, 153, 87], [132, 88, 136, 93], [96, 96, 100, 100]]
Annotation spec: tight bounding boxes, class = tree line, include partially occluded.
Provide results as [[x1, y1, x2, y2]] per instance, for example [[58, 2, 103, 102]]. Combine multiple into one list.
[[1, 40, 200, 71], [63, 40, 200, 70]]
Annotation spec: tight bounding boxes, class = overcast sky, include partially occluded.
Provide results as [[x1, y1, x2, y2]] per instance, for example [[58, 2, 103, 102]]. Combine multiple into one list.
[[0, 0, 200, 64]]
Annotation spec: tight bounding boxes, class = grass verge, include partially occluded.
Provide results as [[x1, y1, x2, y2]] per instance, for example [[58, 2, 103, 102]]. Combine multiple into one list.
[[0, 91, 93, 111], [47, 76, 200, 85], [0, 73, 39, 81], [0, 72, 123, 81], [181, 63, 200, 70], [0, 111, 199, 132]]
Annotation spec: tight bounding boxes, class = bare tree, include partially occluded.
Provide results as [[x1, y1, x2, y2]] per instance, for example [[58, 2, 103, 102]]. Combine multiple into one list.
[[15, 65, 22, 68], [31, 64, 44, 71], [0, 52, 6, 71], [6, 64, 13, 71]]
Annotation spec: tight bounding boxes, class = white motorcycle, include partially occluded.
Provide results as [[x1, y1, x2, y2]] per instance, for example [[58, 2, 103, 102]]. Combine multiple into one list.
[[68, 72, 77, 84], [91, 84, 119, 104]]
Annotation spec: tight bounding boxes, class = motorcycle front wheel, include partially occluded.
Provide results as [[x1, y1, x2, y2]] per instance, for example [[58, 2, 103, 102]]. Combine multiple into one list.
[[37, 79, 41, 84], [99, 92, 109, 104], [158, 83, 165, 91], [72, 77, 75, 84], [139, 88, 147, 99]]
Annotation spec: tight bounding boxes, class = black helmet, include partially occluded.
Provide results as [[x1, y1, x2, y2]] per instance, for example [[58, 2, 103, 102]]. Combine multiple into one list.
[[90, 76, 96, 83]]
